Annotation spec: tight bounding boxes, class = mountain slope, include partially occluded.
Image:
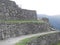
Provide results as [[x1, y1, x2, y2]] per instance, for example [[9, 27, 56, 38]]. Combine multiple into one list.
[[49, 15, 60, 30], [37, 14, 60, 30]]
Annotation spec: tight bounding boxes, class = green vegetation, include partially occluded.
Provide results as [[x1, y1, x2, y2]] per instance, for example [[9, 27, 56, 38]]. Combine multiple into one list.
[[16, 37, 60, 45], [15, 36, 38, 45], [52, 41, 60, 45], [57, 42, 60, 45], [15, 33, 59, 45], [0, 20, 45, 24], [15, 38, 31, 45]]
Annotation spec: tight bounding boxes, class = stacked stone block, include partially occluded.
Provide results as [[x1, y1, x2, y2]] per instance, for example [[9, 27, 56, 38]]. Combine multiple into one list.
[[0, 0, 51, 40], [0, 0, 37, 20], [22, 9, 37, 20], [0, 22, 49, 40]]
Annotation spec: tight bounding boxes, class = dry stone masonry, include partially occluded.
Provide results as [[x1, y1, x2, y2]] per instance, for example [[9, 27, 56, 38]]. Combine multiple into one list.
[[0, 0, 37, 20], [0, 0, 59, 40], [22, 9, 37, 20], [0, 0, 38, 40], [0, 22, 50, 40]]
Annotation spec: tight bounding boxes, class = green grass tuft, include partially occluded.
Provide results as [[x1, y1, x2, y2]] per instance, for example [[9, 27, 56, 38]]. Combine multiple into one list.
[[0, 20, 45, 24], [15, 36, 38, 45], [15, 38, 31, 45]]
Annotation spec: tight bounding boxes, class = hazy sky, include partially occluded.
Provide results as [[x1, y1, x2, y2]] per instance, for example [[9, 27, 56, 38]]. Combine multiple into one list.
[[12, 0, 60, 16]]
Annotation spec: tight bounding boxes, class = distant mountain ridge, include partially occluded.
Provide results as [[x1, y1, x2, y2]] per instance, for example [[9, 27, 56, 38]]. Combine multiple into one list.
[[37, 14, 60, 30]]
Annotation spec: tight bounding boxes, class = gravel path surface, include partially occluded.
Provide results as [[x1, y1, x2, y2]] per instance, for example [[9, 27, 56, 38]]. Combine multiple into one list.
[[0, 31, 59, 45]]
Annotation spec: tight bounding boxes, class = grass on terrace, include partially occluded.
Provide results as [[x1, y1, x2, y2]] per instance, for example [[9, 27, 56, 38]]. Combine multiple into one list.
[[0, 20, 45, 24], [15, 32, 60, 45], [57, 42, 60, 45], [15, 38, 31, 45], [15, 36, 37, 45], [15, 37, 60, 45], [52, 41, 60, 45]]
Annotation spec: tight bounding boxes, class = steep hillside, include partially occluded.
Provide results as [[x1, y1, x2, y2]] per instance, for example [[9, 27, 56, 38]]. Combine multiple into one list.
[[37, 14, 60, 30], [49, 15, 60, 30]]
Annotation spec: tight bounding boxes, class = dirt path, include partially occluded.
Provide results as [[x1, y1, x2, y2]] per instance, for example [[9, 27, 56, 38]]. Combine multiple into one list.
[[0, 31, 59, 45]]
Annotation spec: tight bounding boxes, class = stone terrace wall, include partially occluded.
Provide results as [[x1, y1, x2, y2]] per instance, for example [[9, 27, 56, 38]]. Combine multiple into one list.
[[0, 22, 49, 40], [26, 32, 60, 45], [0, 0, 37, 20], [0, 0, 21, 20], [21, 9, 37, 20], [0, 0, 51, 40]]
